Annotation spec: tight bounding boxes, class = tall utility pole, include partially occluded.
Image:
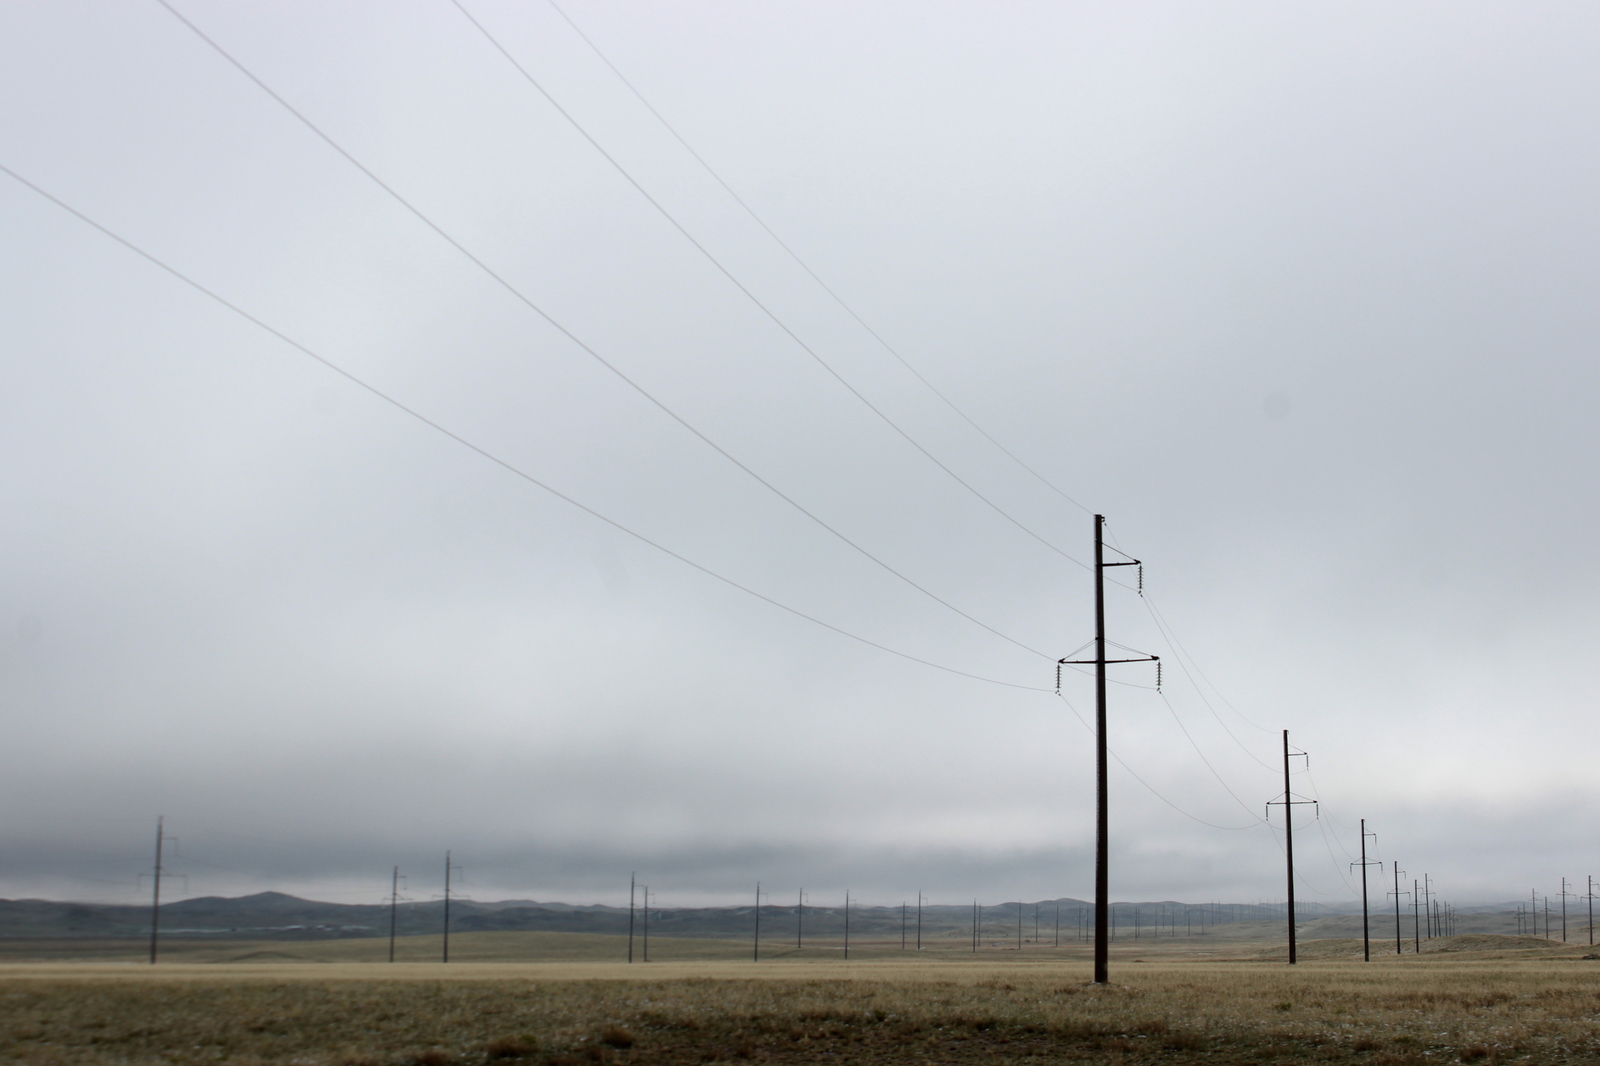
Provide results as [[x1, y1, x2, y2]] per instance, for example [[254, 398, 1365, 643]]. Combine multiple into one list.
[[971, 900, 977, 953], [642, 886, 651, 962], [797, 888, 804, 950], [1057, 514, 1154, 985], [1351, 821, 1380, 962], [843, 892, 850, 960], [916, 892, 922, 951], [753, 883, 762, 961], [388, 866, 401, 963], [1588, 876, 1595, 947], [1054, 900, 1060, 947], [1017, 901, 1023, 950], [1266, 731, 1314, 963], [442, 851, 453, 964], [628, 873, 636, 963], [1561, 878, 1573, 943], [1388, 863, 1407, 955], [901, 901, 907, 950], [1412, 879, 1421, 952], [148, 816, 164, 965]]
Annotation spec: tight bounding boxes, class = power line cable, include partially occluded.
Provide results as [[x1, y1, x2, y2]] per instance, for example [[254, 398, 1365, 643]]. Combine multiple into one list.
[[1156, 691, 1269, 825], [1143, 594, 1275, 734], [0, 160, 1053, 695], [539, 0, 1094, 520], [442, 0, 1094, 570], [151, 0, 1052, 661], [1138, 596, 1277, 771], [1052, 692, 1260, 831]]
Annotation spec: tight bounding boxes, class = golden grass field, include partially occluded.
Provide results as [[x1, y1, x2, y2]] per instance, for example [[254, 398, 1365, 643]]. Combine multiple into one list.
[[3, 932, 1599, 1065]]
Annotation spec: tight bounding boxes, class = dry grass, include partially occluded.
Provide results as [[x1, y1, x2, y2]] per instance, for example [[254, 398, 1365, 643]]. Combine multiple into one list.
[[4, 950, 1600, 1064]]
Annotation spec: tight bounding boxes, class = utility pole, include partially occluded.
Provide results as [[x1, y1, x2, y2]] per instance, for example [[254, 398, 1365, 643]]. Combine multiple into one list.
[[1421, 876, 1433, 938], [1017, 901, 1023, 950], [388, 866, 402, 963], [1588, 876, 1595, 947], [1351, 821, 1380, 962], [1387, 863, 1407, 955], [1266, 731, 1314, 963], [628, 873, 636, 963], [901, 901, 907, 950], [441, 851, 453, 964], [916, 892, 922, 951], [753, 882, 762, 962], [843, 891, 850, 960], [642, 886, 651, 962], [1054, 900, 1060, 947], [148, 816, 164, 965], [971, 900, 977, 953], [1412, 879, 1421, 953], [1057, 514, 1154, 986], [797, 888, 804, 950], [1561, 878, 1573, 943]]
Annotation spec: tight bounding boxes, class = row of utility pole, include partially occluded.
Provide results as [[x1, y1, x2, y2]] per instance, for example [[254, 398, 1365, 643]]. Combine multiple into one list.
[[135, 515, 1593, 973]]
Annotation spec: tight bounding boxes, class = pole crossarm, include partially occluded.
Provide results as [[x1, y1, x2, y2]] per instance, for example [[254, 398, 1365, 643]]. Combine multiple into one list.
[[1060, 656, 1159, 665]]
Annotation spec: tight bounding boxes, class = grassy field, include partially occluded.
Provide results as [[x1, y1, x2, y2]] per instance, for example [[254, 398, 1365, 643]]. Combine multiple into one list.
[[3, 933, 1600, 1064]]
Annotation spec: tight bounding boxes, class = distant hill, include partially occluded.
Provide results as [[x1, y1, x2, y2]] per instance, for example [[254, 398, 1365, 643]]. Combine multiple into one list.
[[0, 894, 1351, 941]]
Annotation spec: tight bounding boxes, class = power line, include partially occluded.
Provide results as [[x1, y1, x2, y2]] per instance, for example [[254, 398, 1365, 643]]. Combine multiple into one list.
[[1052, 691, 1260, 832], [539, 0, 1094, 520], [150, 0, 1056, 665], [442, 0, 1094, 571], [0, 160, 1052, 694]]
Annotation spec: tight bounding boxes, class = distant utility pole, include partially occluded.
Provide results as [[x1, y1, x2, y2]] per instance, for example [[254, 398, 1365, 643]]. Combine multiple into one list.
[[1351, 821, 1380, 962], [797, 888, 805, 950], [642, 886, 652, 962], [1017, 901, 1023, 950], [1560, 878, 1574, 943], [628, 873, 636, 963], [388, 866, 404, 963], [843, 891, 851, 960], [1544, 895, 1550, 940], [753, 882, 762, 961], [901, 901, 907, 950], [1054, 901, 1060, 947], [1057, 514, 1156, 985], [971, 900, 977, 953], [916, 892, 922, 951], [148, 816, 165, 965], [1588, 876, 1596, 947], [1421, 876, 1434, 938], [1412, 879, 1421, 953], [441, 851, 454, 964], [1387, 864, 1408, 956], [1266, 731, 1315, 964]]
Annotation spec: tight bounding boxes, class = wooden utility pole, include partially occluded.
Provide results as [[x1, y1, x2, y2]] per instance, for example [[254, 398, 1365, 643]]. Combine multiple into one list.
[[628, 873, 636, 963], [389, 866, 400, 963], [442, 851, 452, 964], [753, 882, 762, 961], [1267, 732, 1314, 963], [1388, 863, 1407, 955], [1351, 821, 1380, 962], [1056, 515, 1153, 985], [843, 891, 850, 960], [148, 816, 164, 965]]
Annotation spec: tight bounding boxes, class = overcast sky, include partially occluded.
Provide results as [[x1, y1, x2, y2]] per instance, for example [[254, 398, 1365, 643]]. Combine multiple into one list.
[[2, 0, 1597, 911]]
